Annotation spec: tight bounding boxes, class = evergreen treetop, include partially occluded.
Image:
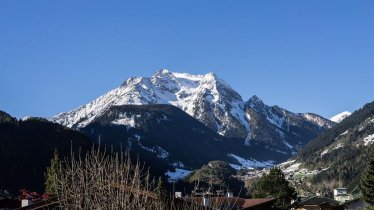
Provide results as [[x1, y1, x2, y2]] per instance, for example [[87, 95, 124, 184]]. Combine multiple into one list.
[[253, 167, 297, 210], [360, 149, 374, 206], [44, 149, 60, 194]]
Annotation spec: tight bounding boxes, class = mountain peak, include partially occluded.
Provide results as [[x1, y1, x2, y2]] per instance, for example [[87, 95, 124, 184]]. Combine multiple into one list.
[[160, 69, 171, 74], [155, 68, 172, 75], [330, 111, 352, 123], [152, 69, 175, 79], [250, 95, 261, 101], [247, 95, 265, 108], [204, 72, 217, 80]]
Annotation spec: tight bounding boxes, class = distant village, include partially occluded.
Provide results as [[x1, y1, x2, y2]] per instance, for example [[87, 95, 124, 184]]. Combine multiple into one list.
[[1, 187, 368, 210]]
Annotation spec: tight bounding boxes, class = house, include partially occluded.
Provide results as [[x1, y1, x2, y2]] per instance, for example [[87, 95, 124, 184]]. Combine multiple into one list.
[[333, 188, 353, 203], [294, 196, 345, 210], [344, 198, 368, 210], [16, 196, 60, 210], [182, 197, 276, 209], [179, 184, 278, 209]]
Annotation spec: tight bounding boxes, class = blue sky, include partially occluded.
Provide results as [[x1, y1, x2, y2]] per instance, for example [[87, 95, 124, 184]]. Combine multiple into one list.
[[1, 0, 373, 119]]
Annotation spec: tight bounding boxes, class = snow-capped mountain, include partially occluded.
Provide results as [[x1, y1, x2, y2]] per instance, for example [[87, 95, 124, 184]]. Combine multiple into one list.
[[330, 111, 352, 123], [53, 69, 334, 155], [53, 69, 248, 138]]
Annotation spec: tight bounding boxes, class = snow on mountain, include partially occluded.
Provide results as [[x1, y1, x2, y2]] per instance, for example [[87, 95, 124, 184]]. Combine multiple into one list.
[[302, 113, 334, 129], [21, 116, 32, 121], [330, 111, 352, 123]]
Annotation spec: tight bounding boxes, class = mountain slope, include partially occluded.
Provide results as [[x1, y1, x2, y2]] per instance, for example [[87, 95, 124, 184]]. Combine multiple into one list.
[[80, 104, 283, 171], [53, 70, 334, 156], [0, 111, 93, 193], [295, 101, 374, 192]]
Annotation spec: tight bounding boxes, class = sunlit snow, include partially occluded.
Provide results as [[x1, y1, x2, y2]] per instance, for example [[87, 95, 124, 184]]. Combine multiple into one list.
[[166, 168, 191, 182], [228, 154, 274, 169], [364, 134, 374, 146], [330, 111, 351, 123]]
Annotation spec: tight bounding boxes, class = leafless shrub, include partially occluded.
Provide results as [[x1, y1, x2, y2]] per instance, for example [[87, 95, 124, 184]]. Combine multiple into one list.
[[55, 146, 237, 210]]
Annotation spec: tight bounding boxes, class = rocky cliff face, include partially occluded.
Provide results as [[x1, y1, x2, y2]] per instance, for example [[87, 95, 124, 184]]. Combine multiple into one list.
[[243, 96, 334, 154]]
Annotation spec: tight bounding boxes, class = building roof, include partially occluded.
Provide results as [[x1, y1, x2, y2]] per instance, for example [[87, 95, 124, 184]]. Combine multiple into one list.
[[240, 198, 276, 209], [183, 197, 239, 208], [344, 198, 366, 205], [0, 190, 14, 200], [299, 196, 341, 206], [17, 196, 59, 210], [182, 197, 276, 209]]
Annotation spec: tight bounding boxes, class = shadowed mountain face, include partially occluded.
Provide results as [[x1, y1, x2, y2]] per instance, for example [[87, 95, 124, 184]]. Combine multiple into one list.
[[81, 104, 287, 171], [53, 70, 334, 157], [0, 112, 93, 193]]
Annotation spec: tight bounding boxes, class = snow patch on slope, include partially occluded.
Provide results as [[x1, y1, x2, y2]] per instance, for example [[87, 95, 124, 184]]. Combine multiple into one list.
[[166, 168, 191, 182], [111, 114, 138, 126], [267, 114, 285, 128], [302, 113, 333, 128], [228, 154, 274, 169], [279, 160, 301, 173], [321, 143, 344, 156], [364, 134, 374, 146]]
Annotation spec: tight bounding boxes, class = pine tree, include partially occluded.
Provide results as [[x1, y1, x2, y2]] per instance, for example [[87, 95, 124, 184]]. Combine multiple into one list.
[[360, 149, 374, 206], [253, 167, 297, 210], [44, 149, 60, 194]]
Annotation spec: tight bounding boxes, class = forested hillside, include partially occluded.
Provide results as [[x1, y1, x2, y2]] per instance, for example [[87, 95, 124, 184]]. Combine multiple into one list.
[[297, 101, 374, 191], [0, 111, 92, 193]]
